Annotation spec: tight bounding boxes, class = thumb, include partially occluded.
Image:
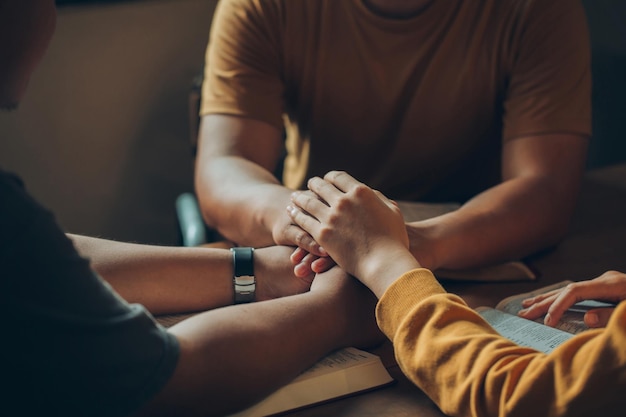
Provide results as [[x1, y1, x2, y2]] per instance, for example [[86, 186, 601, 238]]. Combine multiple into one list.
[[584, 308, 615, 328]]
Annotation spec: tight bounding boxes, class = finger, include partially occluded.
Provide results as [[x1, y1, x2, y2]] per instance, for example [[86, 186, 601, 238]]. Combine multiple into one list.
[[544, 284, 590, 326], [322, 170, 361, 193], [294, 253, 318, 278], [283, 213, 328, 256], [561, 277, 626, 303], [299, 189, 328, 205], [290, 190, 330, 221], [520, 288, 566, 307], [545, 279, 626, 327], [584, 308, 615, 328], [518, 293, 559, 320], [290, 246, 307, 265], [306, 176, 343, 205], [311, 256, 336, 274], [287, 204, 320, 234]]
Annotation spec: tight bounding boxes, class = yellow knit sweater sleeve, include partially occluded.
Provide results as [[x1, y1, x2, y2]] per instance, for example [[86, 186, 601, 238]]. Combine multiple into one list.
[[376, 269, 626, 417]]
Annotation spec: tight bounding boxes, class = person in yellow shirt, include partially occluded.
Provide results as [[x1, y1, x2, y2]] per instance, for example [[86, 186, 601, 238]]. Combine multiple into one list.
[[287, 170, 626, 417]]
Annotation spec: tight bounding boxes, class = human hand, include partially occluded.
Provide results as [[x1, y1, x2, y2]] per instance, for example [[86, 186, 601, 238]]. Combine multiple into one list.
[[310, 266, 385, 349], [518, 270, 626, 328], [271, 191, 329, 261], [287, 171, 417, 289], [290, 247, 336, 278], [255, 246, 315, 301]]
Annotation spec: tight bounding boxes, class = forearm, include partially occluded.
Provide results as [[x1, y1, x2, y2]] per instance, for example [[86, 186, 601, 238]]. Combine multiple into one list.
[[136, 267, 378, 417], [377, 270, 626, 417], [150, 292, 349, 417], [195, 155, 291, 246], [69, 234, 233, 314], [69, 235, 310, 314], [408, 175, 577, 270]]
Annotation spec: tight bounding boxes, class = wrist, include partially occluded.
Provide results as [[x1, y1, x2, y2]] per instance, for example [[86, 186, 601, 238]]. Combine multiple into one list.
[[230, 247, 256, 304], [361, 247, 422, 299], [255, 184, 292, 234], [253, 246, 311, 301], [406, 223, 439, 270]]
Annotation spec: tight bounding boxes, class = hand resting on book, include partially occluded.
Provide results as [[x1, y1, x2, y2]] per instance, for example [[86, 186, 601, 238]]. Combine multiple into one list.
[[518, 270, 626, 328]]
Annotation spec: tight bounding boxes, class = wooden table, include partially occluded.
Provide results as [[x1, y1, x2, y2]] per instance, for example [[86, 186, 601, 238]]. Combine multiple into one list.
[[284, 163, 626, 417]]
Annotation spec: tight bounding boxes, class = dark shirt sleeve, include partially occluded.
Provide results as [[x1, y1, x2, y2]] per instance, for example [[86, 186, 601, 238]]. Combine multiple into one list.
[[0, 170, 179, 417]]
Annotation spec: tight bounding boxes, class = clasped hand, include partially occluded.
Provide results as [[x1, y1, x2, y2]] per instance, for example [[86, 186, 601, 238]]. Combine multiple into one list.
[[285, 170, 410, 283]]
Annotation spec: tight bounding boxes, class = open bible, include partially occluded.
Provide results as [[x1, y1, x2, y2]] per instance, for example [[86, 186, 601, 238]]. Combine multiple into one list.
[[228, 347, 394, 417], [477, 280, 613, 353]]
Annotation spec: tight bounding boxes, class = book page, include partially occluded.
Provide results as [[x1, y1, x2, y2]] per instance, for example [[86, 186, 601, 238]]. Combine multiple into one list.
[[229, 347, 394, 417], [496, 281, 573, 314], [295, 347, 385, 380], [495, 281, 592, 334], [478, 307, 574, 354]]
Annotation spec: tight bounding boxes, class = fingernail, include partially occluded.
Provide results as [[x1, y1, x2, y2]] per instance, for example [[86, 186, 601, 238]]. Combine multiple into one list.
[[544, 313, 553, 326], [518, 308, 527, 316], [586, 312, 599, 326], [291, 191, 299, 200], [293, 264, 304, 277]]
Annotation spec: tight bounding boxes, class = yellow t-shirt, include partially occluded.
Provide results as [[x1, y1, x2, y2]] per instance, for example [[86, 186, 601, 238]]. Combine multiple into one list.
[[201, 0, 591, 202], [377, 269, 626, 417]]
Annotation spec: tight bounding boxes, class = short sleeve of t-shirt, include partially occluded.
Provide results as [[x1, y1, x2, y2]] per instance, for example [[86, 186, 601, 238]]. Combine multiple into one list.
[[200, 0, 285, 130], [0, 170, 179, 417], [502, 0, 592, 140], [201, 0, 591, 140]]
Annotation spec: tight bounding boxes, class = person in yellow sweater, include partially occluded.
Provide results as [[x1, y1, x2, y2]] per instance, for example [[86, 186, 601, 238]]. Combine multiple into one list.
[[287, 170, 626, 417]]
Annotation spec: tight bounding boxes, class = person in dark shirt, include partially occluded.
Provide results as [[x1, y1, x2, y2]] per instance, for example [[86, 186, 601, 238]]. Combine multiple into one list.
[[0, 2, 380, 416]]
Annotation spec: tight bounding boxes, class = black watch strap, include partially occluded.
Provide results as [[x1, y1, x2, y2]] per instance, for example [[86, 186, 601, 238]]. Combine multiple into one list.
[[230, 247, 255, 304]]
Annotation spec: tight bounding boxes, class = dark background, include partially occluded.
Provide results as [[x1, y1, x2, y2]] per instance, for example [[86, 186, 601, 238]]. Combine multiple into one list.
[[580, 0, 626, 168]]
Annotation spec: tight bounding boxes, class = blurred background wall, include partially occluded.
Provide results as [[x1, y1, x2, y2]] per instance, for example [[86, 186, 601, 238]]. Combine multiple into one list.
[[0, 0, 218, 245]]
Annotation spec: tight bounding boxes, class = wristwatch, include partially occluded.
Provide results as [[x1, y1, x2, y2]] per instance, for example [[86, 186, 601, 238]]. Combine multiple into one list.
[[230, 247, 256, 304]]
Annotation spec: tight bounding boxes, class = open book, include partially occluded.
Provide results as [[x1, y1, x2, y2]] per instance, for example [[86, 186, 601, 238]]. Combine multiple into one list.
[[228, 347, 394, 417], [396, 201, 537, 282], [477, 280, 612, 353]]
